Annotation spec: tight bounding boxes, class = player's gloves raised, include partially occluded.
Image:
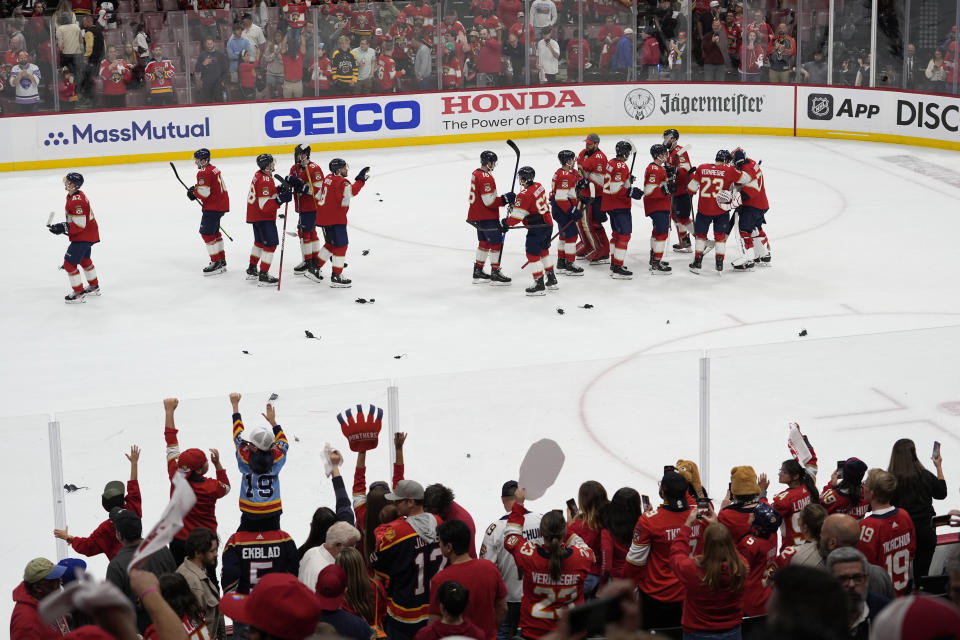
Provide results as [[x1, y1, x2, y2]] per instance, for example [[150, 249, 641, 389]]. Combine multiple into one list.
[[630, 187, 643, 200], [47, 222, 69, 235], [500, 217, 512, 232], [575, 178, 589, 192], [501, 191, 516, 206], [337, 404, 383, 452], [286, 174, 304, 191], [186, 186, 197, 201], [275, 190, 293, 205], [665, 165, 678, 179], [354, 167, 370, 182]]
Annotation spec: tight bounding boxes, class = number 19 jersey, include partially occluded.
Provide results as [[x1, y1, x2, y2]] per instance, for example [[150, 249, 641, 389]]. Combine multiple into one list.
[[857, 506, 916, 596]]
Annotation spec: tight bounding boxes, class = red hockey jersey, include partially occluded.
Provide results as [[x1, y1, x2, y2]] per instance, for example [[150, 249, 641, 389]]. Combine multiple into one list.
[[289, 162, 324, 214], [687, 164, 739, 216], [857, 506, 916, 596], [195, 164, 229, 213], [246, 171, 280, 223], [643, 162, 671, 215], [624, 507, 704, 603], [317, 174, 364, 226], [468, 169, 505, 222], [550, 168, 578, 211], [601, 158, 632, 212], [771, 486, 814, 550], [65, 191, 100, 243]]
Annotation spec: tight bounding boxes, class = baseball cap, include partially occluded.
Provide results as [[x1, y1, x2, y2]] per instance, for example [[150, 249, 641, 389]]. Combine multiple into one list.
[[871, 595, 960, 640], [102, 480, 125, 500], [24, 557, 67, 584], [314, 564, 347, 610], [660, 470, 688, 499], [624, 27, 634, 35], [178, 448, 207, 472], [585, 133, 600, 143], [375, 27, 383, 35], [58, 558, 88, 584], [247, 426, 275, 452], [220, 573, 324, 640], [385, 479, 425, 501], [109, 507, 142, 540], [501, 480, 518, 498]]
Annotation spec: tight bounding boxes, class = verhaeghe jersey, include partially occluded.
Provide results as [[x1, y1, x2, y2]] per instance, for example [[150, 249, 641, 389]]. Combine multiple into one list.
[[232, 413, 288, 517], [480, 510, 543, 602], [195, 164, 229, 213], [221, 529, 300, 594], [65, 190, 100, 243], [687, 163, 739, 215], [468, 169, 505, 221], [857, 506, 916, 596], [371, 515, 444, 627], [624, 507, 704, 603]]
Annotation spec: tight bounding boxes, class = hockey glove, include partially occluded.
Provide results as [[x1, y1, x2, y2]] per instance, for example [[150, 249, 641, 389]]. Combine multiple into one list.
[[666, 180, 677, 192], [571, 206, 583, 221], [500, 217, 513, 232], [740, 190, 751, 202], [575, 178, 589, 192], [186, 186, 197, 201], [665, 165, 678, 179], [275, 190, 293, 205], [48, 222, 69, 235], [337, 404, 383, 452], [501, 191, 516, 206], [286, 175, 305, 192], [630, 187, 643, 200], [354, 167, 370, 182]]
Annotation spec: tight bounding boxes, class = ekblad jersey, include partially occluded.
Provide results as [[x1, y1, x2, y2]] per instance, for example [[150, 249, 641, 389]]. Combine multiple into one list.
[[667, 145, 692, 196], [480, 510, 544, 603], [503, 504, 594, 639], [221, 529, 300, 594], [576, 149, 607, 198], [601, 159, 632, 211], [550, 168, 578, 210], [821, 484, 870, 519], [687, 163, 739, 216], [65, 190, 100, 243], [371, 515, 444, 626], [468, 169, 505, 221], [857, 506, 916, 596], [317, 174, 364, 226], [195, 165, 229, 212], [289, 162, 325, 214], [232, 413, 289, 517], [246, 171, 280, 223], [643, 162, 671, 215], [507, 183, 552, 227], [735, 158, 769, 210], [624, 507, 704, 603], [771, 486, 814, 549]]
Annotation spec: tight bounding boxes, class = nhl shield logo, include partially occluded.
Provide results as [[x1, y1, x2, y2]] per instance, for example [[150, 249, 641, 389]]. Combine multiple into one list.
[[808, 94, 834, 120]]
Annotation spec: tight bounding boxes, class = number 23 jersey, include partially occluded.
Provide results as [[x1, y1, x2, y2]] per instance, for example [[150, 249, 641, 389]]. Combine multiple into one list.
[[687, 163, 739, 216]]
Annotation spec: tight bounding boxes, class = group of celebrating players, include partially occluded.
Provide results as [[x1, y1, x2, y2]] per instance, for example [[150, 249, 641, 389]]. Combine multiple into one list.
[[467, 129, 773, 296]]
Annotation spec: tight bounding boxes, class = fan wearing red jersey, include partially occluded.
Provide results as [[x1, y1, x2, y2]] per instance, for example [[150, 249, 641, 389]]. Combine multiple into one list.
[[731, 147, 772, 269], [857, 469, 916, 596], [770, 457, 821, 550], [642, 144, 675, 276], [736, 502, 781, 616], [503, 489, 594, 640], [550, 150, 584, 276], [503, 166, 556, 296], [468, 150, 516, 285], [308, 158, 369, 288], [822, 458, 871, 520], [144, 45, 176, 106], [246, 154, 293, 287], [686, 149, 740, 273], [48, 172, 101, 303], [663, 129, 695, 253], [162, 398, 231, 566], [187, 149, 229, 277], [284, 144, 325, 280], [601, 140, 646, 279], [718, 466, 767, 542], [624, 470, 704, 630], [576, 133, 610, 263]]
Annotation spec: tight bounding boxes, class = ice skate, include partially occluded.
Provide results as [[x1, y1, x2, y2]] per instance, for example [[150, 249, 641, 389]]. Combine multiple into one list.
[[203, 260, 226, 276], [489, 269, 512, 286], [610, 264, 633, 280], [305, 260, 325, 282], [82, 284, 101, 296], [472, 265, 491, 284], [293, 260, 310, 275], [715, 255, 724, 273], [649, 259, 672, 274], [330, 273, 352, 288], [672, 235, 692, 253], [64, 291, 85, 304], [257, 271, 279, 287], [689, 255, 703, 275], [558, 260, 584, 276], [525, 276, 546, 296], [545, 271, 559, 290], [246, 265, 259, 280]]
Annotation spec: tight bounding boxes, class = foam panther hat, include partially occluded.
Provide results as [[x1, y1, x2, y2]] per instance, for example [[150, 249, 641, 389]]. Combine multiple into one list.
[[675, 459, 703, 495], [337, 404, 383, 452]]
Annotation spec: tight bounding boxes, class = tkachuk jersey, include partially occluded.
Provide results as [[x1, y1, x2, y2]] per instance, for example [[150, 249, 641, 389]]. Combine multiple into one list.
[[371, 515, 445, 626], [771, 486, 814, 550], [735, 158, 769, 210], [502, 504, 594, 639], [667, 145, 692, 196], [857, 506, 916, 596], [195, 165, 229, 212], [601, 159, 632, 211], [624, 507, 704, 603], [317, 174, 364, 226], [247, 171, 280, 223], [550, 168, 578, 210], [289, 162, 324, 213], [577, 149, 607, 197], [480, 510, 544, 603], [468, 169, 505, 221], [508, 183, 552, 227], [65, 190, 100, 243], [687, 163, 739, 216], [821, 485, 870, 519], [643, 162, 671, 215], [232, 414, 288, 517], [221, 529, 300, 594]]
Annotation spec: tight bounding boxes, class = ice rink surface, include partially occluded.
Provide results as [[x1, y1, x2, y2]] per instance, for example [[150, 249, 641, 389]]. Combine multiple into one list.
[[3, 133, 960, 623]]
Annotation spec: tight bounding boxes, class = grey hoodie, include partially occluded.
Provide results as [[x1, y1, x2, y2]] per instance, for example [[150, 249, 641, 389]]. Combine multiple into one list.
[[406, 512, 438, 543]]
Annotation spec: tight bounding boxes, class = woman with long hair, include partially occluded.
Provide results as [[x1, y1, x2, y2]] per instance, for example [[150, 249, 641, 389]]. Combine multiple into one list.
[[888, 438, 947, 584], [770, 458, 820, 550], [670, 512, 748, 640], [566, 480, 608, 595], [143, 573, 209, 639], [298, 449, 355, 559], [504, 489, 595, 639], [353, 433, 406, 564], [600, 487, 642, 583], [821, 457, 869, 519], [337, 546, 387, 637], [739, 30, 765, 81], [926, 49, 948, 92]]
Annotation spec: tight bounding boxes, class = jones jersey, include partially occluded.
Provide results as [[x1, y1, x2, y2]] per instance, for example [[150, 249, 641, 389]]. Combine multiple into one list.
[[667, 145, 692, 196], [624, 507, 704, 603], [221, 529, 300, 594], [601, 158, 631, 211], [371, 515, 444, 626], [195, 165, 229, 213], [508, 183, 552, 226], [643, 162, 671, 215], [468, 169, 505, 221], [577, 149, 607, 198], [687, 163, 739, 216], [821, 485, 870, 519], [289, 162, 324, 213], [771, 486, 814, 549], [550, 168, 578, 210], [232, 413, 288, 517], [735, 158, 769, 210], [65, 190, 101, 243], [857, 506, 916, 596], [246, 171, 280, 223], [317, 174, 363, 226]]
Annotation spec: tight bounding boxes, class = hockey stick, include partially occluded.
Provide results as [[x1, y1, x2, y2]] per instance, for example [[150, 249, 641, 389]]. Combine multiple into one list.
[[496, 140, 522, 266], [169, 162, 234, 242], [46, 211, 55, 226], [273, 173, 294, 291]]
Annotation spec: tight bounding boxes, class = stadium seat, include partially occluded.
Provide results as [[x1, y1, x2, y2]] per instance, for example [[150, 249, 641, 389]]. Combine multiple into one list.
[[144, 12, 166, 37], [174, 87, 188, 104], [161, 0, 179, 11], [117, 0, 133, 13]]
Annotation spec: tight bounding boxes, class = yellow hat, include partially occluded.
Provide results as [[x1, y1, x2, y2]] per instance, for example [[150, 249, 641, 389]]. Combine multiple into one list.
[[675, 459, 702, 495], [730, 466, 760, 496]]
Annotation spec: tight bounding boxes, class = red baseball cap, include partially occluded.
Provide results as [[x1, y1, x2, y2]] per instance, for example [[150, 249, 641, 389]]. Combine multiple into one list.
[[220, 573, 324, 640], [871, 595, 960, 640], [178, 448, 207, 472], [63, 627, 114, 639], [314, 564, 347, 611]]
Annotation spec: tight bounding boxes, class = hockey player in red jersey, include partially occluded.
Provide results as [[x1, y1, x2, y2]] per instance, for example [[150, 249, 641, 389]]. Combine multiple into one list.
[[284, 144, 325, 280], [550, 150, 583, 276], [503, 489, 594, 639], [308, 158, 369, 288], [576, 133, 610, 264], [468, 150, 516, 285], [503, 166, 556, 296], [602, 141, 646, 279], [48, 172, 101, 303], [663, 129, 695, 253], [731, 147, 772, 268], [686, 150, 740, 274], [246, 154, 293, 287], [641, 143, 675, 276], [857, 469, 916, 596], [187, 148, 229, 276]]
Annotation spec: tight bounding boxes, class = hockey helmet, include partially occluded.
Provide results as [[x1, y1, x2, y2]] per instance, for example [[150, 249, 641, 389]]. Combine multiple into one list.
[[256, 153, 275, 171], [715, 149, 732, 164], [518, 166, 535, 184], [615, 140, 633, 158], [558, 149, 575, 165], [480, 150, 498, 167], [294, 143, 311, 162], [193, 148, 211, 162], [329, 157, 347, 173], [64, 172, 84, 188], [650, 144, 668, 160], [732, 147, 747, 169], [750, 502, 782, 539], [663, 128, 680, 145]]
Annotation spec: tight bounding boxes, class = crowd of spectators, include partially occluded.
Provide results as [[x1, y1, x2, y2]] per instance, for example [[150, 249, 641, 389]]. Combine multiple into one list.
[[9, 395, 960, 640]]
